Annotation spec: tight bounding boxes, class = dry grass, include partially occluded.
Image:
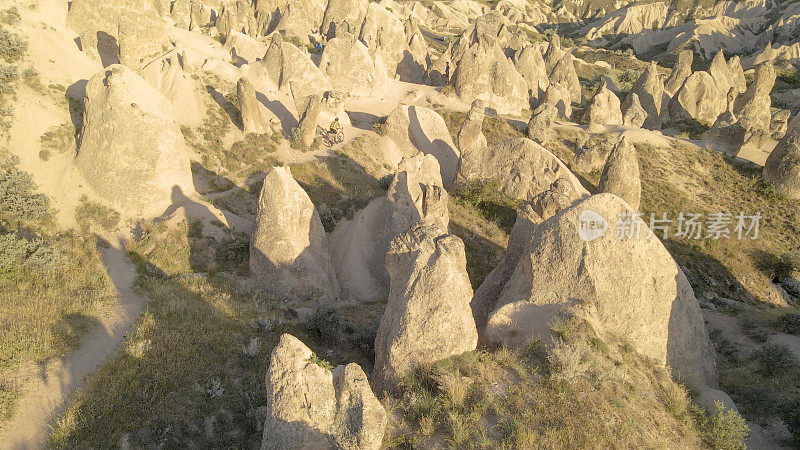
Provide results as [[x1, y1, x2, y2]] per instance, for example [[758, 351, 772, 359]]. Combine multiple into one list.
[[385, 317, 744, 449]]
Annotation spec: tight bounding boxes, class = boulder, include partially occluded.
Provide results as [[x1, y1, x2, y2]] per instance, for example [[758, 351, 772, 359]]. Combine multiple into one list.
[[485, 194, 718, 391], [583, 83, 623, 132], [542, 81, 572, 120], [515, 45, 548, 102], [622, 93, 647, 128], [457, 99, 488, 156], [74, 65, 195, 217], [238, 77, 271, 134], [770, 109, 791, 140], [598, 137, 641, 210], [249, 166, 340, 302], [668, 71, 724, 126], [527, 102, 557, 143], [623, 61, 664, 129], [764, 113, 800, 199], [263, 334, 386, 450], [457, 137, 588, 202], [373, 222, 478, 393], [318, 35, 378, 94], [549, 54, 582, 104], [664, 48, 693, 96], [471, 178, 576, 338]]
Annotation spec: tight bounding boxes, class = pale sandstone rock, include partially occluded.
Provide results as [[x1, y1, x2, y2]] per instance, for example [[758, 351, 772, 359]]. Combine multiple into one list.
[[598, 137, 641, 210], [764, 112, 800, 199], [527, 102, 557, 144]]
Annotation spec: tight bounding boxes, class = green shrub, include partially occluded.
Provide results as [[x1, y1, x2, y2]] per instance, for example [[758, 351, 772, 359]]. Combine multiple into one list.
[[1, 7, 20, 25], [40, 122, 77, 155], [74, 195, 120, 232], [0, 152, 52, 229], [693, 402, 749, 449], [753, 343, 797, 375], [303, 306, 342, 341], [776, 312, 800, 335], [0, 28, 27, 63]]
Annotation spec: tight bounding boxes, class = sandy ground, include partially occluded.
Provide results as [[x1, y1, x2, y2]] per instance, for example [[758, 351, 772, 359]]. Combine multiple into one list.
[[0, 236, 147, 449]]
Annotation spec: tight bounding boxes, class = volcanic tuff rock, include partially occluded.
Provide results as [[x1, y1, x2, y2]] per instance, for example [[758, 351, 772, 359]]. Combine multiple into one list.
[[75, 65, 195, 217], [764, 112, 800, 199], [373, 223, 478, 393], [598, 137, 641, 210], [249, 167, 340, 302], [485, 194, 718, 391], [527, 102, 558, 143], [263, 334, 386, 450], [457, 137, 588, 202]]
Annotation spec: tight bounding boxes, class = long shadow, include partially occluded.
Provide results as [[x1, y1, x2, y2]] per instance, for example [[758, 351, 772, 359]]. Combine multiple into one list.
[[206, 85, 242, 129], [255, 91, 297, 136], [407, 105, 458, 187], [345, 110, 381, 131]]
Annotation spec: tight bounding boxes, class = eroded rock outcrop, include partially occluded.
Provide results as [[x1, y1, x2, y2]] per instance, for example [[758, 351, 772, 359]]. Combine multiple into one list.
[[542, 81, 572, 120], [485, 194, 718, 391], [318, 35, 379, 93], [764, 113, 800, 199], [373, 223, 478, 393], [514, 45, 548, 102], [237, 77, 271, 134], [583, 82, 623, 132], [664, 48, 693, 96], [457, 137, 588, 202], [250, 167, 339, 302], [598, 137, 641, 210], [75, 65, 195, 217], [549, 54, 582, 104], [623, 61, 664, 129], [471, 177, 576, 339], [622, 93, 647, 128], [263, 334, 386, 450], [457, 100, 488, 156], [668, 71, 725, 126], [527, 102, 558, 143]]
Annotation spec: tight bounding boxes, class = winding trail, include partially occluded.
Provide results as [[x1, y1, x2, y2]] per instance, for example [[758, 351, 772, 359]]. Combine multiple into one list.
[[0, 238, 148, 450]]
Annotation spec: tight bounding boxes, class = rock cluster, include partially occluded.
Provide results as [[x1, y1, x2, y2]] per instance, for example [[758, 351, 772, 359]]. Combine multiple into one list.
[[263, 334, 386, 450], [373, 222, 478, 393]]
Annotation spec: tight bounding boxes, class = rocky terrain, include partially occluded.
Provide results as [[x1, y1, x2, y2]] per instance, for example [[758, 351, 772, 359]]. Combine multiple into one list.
[[0, 0, 799, 448]]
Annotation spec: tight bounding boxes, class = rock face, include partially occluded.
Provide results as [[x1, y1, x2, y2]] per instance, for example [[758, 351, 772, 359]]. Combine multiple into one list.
[[623, 61, 664, 129], [67, 0, 166, 70], [238, 77, 270, 134], [598, 137, 641, 210], [452, 42, 529, 114], [549, 54, 582, 104], [360, 3, 422, 82], [263, 334, 386, 450], [527, 102, 557, 143], [583, 83, 622, 132], [387, 154, 450, 235], [543, 32, 563, 72], [140, 51, 204, 125], [664, 48, 693, 96], [373, 223, 478, 393], [457, 100, 488, 156], [295, 93, 322, 147], [318, 35, 378, 93], [250, 167, 339, 302], [471, 178, 576, 338], [668, 71, 724, 126], [708, 50, 736, 102], [622, 93, 647, 128], [321, 0, 369, 39], [542, 81, 572, 120], [733, 61, 776, 132], [225, 30, 268, 63], [764, 113, 800, 199], [485, 194, 718, 390], [252, 38, 331, 97], [383, 105, 460, 187], [457, 137, 588, 201], [514, 45, 548, 101], [75, 65, 195, 217]]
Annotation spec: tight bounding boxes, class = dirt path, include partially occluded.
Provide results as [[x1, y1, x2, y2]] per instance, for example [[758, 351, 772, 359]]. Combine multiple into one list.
[[0, 238, 148, 450]]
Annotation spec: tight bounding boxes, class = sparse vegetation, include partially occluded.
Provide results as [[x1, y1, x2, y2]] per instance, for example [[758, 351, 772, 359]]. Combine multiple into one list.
[[0, 27, 26, 63], [74, 195, 120, 233], [39, 122, 78, 156]]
